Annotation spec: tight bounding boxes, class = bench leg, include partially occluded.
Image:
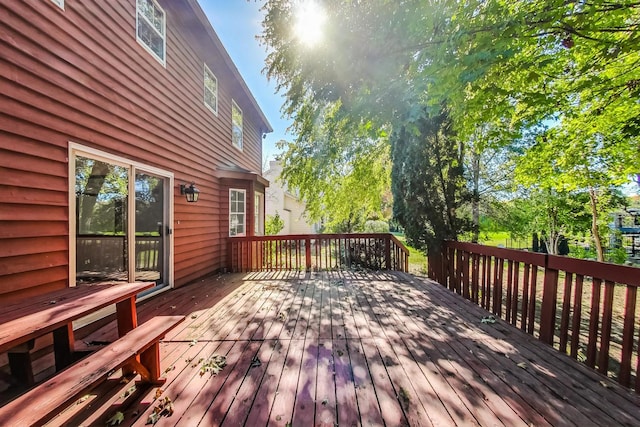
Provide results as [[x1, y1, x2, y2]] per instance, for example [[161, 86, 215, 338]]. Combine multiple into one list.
[[53, 324, 75, 371], [116, 297, 138, 336], [8, 352, 34, 386], [116, 297, 139, 376], [130, 342, 165, 385], [141, 342, 163, 384]]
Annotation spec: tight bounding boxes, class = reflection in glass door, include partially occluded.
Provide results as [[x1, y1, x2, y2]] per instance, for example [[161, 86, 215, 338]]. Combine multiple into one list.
[[74, 151, 170, 290], [135, 173, 167, 285], [75, 156, 129, 284]]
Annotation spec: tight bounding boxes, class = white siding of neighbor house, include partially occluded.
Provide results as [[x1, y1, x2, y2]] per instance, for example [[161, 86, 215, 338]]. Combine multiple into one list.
[[263, 160, 318, 235]]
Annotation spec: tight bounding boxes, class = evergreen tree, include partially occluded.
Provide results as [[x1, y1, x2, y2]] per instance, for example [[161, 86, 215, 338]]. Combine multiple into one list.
[[391, 108, 473, 252]]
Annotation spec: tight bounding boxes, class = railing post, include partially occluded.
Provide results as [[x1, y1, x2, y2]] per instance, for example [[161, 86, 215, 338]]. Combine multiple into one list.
[[385, 237, 391, 270], [305, 237, 311, 271], [539, 255, 559, 345], [227, 239, 233, 272]]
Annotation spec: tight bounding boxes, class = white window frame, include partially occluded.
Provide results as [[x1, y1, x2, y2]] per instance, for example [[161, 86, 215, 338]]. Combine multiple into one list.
[[254, 192, 264, 236], [50, 0, 64, 9], [203, 64, 218, 115], [229, 188, 246, 237], [136, 0, 166, 66], [231, 100, 243, 151]]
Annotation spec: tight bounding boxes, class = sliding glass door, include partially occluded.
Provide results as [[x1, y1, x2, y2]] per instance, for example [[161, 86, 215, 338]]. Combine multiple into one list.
[[73, 148, 171, 290], [134, 172, 167, 284]]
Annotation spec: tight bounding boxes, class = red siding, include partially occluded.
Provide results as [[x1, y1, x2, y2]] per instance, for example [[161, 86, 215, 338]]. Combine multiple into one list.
[[0, 0, 269, 298]]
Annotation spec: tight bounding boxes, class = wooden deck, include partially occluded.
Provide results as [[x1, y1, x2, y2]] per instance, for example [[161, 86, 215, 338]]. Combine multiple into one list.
[[44, 271, 639, 426]]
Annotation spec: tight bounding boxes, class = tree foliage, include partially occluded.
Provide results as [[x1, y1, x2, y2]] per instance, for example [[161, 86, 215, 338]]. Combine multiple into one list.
[[392, 108, 473, 251], [259, 0, 640, 254], [265, 211, 285, 235], [276, 101, 391, 232]]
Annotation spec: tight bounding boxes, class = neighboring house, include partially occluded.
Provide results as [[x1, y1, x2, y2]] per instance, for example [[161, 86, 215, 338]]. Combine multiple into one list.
[[263, 160, 319, 235], [0, 0, 272, 303]]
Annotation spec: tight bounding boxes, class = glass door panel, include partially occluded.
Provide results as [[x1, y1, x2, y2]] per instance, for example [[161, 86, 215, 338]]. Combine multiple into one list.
[[75, 156, 129, 284], [135, 172, 167, 287]]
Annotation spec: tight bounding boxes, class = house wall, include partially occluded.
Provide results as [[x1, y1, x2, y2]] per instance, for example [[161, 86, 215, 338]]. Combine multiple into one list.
[[263, 160, 318, 235], [0, 0, 268, 301]]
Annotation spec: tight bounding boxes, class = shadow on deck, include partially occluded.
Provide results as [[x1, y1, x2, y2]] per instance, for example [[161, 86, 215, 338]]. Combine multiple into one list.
[[47, 271, 640, 426]]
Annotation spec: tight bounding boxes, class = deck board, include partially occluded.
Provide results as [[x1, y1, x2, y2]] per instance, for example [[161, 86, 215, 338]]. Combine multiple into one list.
[[30, 270, 640, 427]]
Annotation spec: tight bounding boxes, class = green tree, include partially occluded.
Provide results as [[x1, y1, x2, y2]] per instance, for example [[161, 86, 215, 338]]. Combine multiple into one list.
[[265, 212, 285, 235], [515, 126, 634, 260], [276, 102, 392, 233], [259, 0, 639, 254], [392, 108, 473, 252]]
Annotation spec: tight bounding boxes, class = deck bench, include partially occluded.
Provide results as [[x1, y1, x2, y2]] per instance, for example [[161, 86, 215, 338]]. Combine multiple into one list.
[[0, 282, 155, 385], [0, 315, 185, 426]]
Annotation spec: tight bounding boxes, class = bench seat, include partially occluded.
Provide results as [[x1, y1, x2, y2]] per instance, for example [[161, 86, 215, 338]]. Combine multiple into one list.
[[0, 315, 185, 427]]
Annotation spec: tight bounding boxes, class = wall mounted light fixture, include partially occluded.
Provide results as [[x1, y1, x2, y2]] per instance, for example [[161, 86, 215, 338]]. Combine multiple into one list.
[[180, 182, 200, 203]]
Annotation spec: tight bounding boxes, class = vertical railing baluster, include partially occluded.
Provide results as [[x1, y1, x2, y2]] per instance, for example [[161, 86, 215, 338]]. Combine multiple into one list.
[[570, 274, 584, 359], [619, 285, 637, 387], [506, 260, 513, 323], [597, 280, 615, 374], [521, 264, 531, 332], [527, 265, 538, 335], [559, 272, 573, 354], [586, 278, 602, 368], [511, 262, 519, 326]]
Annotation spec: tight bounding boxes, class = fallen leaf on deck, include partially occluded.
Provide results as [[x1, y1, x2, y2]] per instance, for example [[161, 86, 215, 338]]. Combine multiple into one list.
[[49, 300, 57, 305], [146, 396, 174, 425], [146, 410, 160, 425], [481, 316, 496, 324], [200, 354, 227, 376], [250, 356, 262, 368], [121, 385, 136, 398], [599, 380, 610, 388], [155, 388, 164, 399], [517, 362, 527, 369], [106, 411, 125, 425], [191, 314, 197, 319], [399, 387, 411, 410], [159, 396, 174, 416], [76, 394, 90, 404], [170, 305, 176, 309], [189, 339, 198, 346]]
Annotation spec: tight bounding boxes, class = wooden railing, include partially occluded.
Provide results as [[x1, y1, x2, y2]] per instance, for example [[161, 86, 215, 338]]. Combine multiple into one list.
[[228, 233, 409, 273], [429, 241, 640, 392], [76, 235, 161, 271]]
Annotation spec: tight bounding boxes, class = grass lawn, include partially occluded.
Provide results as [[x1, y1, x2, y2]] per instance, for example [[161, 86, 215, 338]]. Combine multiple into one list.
[[394, 234, 428, 276], [477, 231, 529, 249]]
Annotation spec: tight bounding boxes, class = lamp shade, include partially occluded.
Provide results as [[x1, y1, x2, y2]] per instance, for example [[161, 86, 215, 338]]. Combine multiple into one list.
[[180, 183, 200, 203]]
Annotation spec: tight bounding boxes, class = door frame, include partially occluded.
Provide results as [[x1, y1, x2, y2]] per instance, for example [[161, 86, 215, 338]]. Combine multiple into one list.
[[68, 142, 174, 293]]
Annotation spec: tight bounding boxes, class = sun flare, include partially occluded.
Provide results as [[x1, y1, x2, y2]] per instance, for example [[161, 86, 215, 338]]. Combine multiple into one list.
[[293, 1, 327, 46]]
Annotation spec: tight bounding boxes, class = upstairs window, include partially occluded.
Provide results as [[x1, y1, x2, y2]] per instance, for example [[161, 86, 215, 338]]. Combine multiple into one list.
[[232, 100, 243, 151], [204, 64, 218, 115], [136, 0, 166, 65], [229, 189, 246, 236]]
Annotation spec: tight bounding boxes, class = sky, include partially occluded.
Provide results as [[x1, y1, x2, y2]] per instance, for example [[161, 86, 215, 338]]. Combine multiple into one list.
[[198, 1, 292, 168]]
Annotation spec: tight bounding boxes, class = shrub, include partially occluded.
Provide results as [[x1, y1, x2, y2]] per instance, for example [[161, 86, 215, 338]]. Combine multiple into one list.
[[363, 220, 390, 233], [265, 212, 285, 235]]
